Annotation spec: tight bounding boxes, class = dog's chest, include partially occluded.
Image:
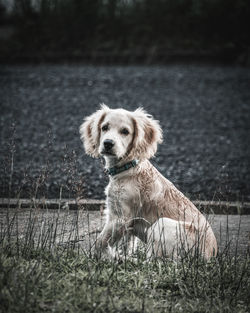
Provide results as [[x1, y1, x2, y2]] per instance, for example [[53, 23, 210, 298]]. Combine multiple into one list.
[[105, 179, 138, 218]]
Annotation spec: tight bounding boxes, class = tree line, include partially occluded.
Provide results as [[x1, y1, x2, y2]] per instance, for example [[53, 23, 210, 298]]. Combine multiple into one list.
[[0, 0, 249, 62]]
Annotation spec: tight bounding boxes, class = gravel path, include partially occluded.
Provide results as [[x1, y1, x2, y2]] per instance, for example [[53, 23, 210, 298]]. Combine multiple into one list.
[[0, 64, 250, 201], [0, 208, 249, 256]]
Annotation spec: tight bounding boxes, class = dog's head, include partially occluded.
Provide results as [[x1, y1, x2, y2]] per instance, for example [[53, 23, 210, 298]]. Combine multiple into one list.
[[80, 104, 162, 161]]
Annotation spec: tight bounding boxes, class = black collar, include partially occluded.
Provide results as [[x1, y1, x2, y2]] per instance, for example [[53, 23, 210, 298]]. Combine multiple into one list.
[[106, 159, 139, 176]]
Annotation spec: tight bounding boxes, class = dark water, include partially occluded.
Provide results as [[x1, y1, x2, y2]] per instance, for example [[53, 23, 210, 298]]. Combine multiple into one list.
[[0, 64, 250, 201]]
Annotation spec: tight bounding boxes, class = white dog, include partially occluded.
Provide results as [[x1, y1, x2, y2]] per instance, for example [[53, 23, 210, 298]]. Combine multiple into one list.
[[80, 105, 217, 259]]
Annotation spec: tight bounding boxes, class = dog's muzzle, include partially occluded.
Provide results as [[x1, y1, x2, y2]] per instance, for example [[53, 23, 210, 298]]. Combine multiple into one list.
[[102, 139, 115, 154]]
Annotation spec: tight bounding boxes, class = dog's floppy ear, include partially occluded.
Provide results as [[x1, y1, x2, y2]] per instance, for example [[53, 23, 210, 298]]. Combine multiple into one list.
[[79, 104, 109, 157], [129, 108, 163, 160]]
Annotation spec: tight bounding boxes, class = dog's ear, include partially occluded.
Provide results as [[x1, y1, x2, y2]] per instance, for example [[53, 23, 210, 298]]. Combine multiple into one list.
[[79, 104, 109, 157], [129, 108, 162, 160]]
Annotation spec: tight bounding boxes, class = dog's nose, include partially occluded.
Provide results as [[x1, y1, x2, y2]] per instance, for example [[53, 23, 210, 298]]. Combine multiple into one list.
[[104, 139, 114, 151]]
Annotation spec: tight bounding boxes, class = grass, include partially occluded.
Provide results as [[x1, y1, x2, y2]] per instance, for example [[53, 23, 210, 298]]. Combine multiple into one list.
[[0, 207, 249, 313]]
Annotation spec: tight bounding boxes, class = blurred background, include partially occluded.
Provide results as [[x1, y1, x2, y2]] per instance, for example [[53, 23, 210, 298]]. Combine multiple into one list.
[[0, 0, 250, 63], [0, 0, 250, 202]]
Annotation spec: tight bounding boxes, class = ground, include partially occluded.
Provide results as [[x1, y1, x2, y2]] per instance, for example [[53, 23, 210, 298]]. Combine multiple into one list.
[[0, 64, 250, 201]]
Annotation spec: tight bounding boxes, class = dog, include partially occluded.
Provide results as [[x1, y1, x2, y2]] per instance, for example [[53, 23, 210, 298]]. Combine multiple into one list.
[[80, 105, 217, 259]]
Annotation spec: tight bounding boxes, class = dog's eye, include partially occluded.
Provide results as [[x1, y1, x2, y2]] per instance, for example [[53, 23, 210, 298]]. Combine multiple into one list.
[[102, 124, 108, 132], [120, 128, 129, 135]]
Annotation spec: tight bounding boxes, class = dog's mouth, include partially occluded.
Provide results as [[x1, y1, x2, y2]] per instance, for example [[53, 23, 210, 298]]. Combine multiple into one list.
[[101, 150, 116, 156]]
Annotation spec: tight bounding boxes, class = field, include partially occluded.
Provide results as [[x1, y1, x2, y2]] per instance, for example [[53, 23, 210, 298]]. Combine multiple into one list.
[[1, 63, 250, 312], [0, 207, 249, 313], [1, 65, 250, 201]]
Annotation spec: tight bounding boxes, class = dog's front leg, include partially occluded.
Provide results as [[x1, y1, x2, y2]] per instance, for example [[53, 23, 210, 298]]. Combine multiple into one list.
[[92, 219, 131, 259]]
